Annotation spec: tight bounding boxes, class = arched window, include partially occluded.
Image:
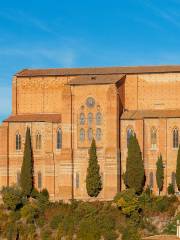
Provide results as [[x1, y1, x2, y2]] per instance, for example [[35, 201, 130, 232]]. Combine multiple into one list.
[[80, 128, 85, 142], [17, 171, 20, 186], [88, 128, 93, 142], [38, 172, 42, 190], [149, 172, 154, 189], [36, 132, 42, 150], [96, 112, 102, 125], [127, 128, 133, 146], [88, 113, 93, 125], [151, 127, 157, 149], [171, 172, 176, 188], [96, 128, 102, 141], [173, 128, 179, 148], [76, 172, 79, 189], [57, 128, 62, 149], [80, 113, 85, 125], [16, 132, 21, 150]]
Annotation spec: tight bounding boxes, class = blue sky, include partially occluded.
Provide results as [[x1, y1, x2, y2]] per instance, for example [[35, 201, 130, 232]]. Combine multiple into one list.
[[0, 0, 180, 121]]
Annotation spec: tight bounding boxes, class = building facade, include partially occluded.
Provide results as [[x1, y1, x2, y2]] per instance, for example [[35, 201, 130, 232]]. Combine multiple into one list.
[[0, 65, 180, 200]]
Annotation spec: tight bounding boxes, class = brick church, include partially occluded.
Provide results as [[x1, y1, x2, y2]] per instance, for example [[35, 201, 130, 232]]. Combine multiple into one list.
[[0, 65, 180, 200]]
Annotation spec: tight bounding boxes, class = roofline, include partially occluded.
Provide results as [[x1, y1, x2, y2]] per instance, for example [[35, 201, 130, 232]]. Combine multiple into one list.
[[15, 64, 180, 77]]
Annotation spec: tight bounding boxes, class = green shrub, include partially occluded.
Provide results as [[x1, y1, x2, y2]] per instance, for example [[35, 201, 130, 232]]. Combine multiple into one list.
[[41, 188, 49, 200], [122, 225, 141, 240], [168, 183, 175, 195], [77, 218, 101, 240], [31, 188, 40, 199], [114, 189, 140, 217], [41, 228, 52, 240], [50, 214, 63, 229], [1, 186, 23, 211], [154, 196, 170, 212], [20, 203, 38, 223]]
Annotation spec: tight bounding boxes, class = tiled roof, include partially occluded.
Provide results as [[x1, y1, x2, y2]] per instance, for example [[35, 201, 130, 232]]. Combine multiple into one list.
[[69, 74, 125, 85], [15, 65, 180, 77], [121, 110, 180, 120], [3, 114, 61, 123]]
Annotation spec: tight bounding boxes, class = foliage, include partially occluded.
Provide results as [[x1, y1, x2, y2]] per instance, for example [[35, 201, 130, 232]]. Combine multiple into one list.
[[124, 134, 145, 194], [20, 127, 34, 197], [156, 154, 164, 195], [1, 186, 23, 211], [176, 145, 180, 190], [86, 138, 102, 197], [122, 225, 141, 240], [168, 183, 175, 195], [20, 203, 38, 223], [114, 189, 140, 217]]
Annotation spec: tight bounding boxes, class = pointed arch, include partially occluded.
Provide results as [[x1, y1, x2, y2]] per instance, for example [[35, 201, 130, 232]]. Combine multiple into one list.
[[173, 127, 179, 149], [16, 132, 21, 150], [36, 131, 42, 150], [127, 128, 133, 146], [57, 128, 62, 149], [151, 127, 157, 149]]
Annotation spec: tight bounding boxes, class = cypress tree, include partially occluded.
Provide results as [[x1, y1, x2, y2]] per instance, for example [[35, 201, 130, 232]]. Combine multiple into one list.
[[20, 127, 34, 197], [176, 145, 180, 190], [86, 138, 102, 197], [156, 154, 164, 195], [124, 134, 145, 194]]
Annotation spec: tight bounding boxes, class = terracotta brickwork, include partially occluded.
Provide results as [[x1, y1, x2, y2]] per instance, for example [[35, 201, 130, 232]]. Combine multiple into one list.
[[1, 66, 180, 200]]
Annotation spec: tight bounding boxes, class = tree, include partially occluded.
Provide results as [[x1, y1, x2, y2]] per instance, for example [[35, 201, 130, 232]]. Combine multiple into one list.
[[124, 134, 145, 194], [176, 145, 180, 190], [86, 138, 102, 197], [20, 127, 34, 197], [156, 154, 164, 195]]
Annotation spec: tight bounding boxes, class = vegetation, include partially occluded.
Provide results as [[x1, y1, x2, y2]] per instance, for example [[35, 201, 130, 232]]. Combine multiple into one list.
[[168, 183, 175, 195], [176, 145, 180, 190], [123, 134, 145, 194], [0, 185, 179, 239], [86, 138, 102, 197], [20, 127, 34, 197], [156, 154, 164, 195]]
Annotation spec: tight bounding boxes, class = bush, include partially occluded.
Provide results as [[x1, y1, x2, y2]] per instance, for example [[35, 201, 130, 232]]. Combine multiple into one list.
[[154, 196, 170, 212], [1, 186, 23, 211], [41, 188, 49, 200], [122, 225, 141, 240], [31, 188, 40, 199], [114, 189, 140, 217], [168, 183, 175, 195], [50, 214, 63, 229], [20, 203, 38, 223]]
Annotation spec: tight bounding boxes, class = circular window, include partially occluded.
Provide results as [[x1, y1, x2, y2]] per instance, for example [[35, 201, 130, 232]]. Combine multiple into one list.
[[86, 97, 95, 108]]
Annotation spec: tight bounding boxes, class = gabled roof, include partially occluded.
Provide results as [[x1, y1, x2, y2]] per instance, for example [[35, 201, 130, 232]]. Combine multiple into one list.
[[121, 110, 180, 120], [3, 114, 61, 123], [15, 65, 180, 77], [68, 74, 125, 85]]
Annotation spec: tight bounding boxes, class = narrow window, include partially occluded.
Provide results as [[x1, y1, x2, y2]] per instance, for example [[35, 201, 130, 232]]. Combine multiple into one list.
[[149, 172, 154, 189], [88, 128, 93, 142], [151, 127, 157, 149], [80, 113, 85, 125], [80, 128, 85, 142], [38, 172, 42, 190], [76, 172, 79, 189], [173, 128, 179, 149], [88, 113, 93, 125], [96, 112, 102, 125], [96, 128, 102, 141], [171, 172, 176, 189], [17, 171, 20, 186], [127, 128, 133, 146], [16, 132, 21, 150], [36, 132, 42, 150], [57, 128, 62, 149]]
